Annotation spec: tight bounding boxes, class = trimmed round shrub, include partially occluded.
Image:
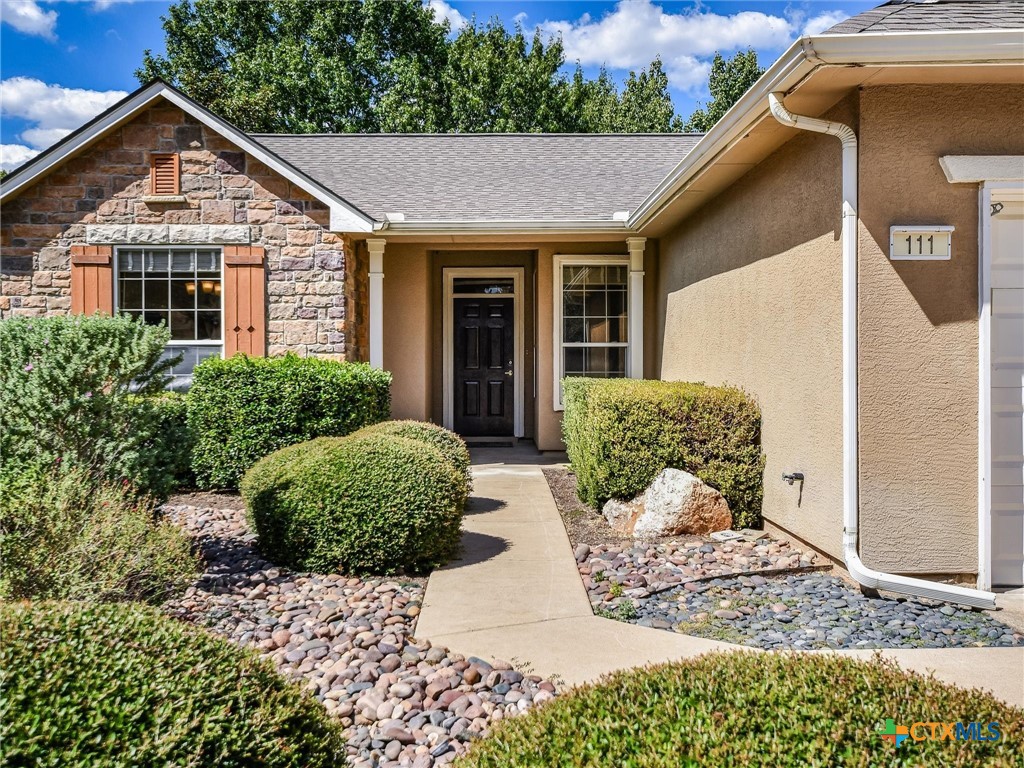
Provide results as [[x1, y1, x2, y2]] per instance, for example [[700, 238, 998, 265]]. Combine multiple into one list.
[[352, 420, 472, 501], [0, 601, 345, 767], [562, 378, 765, 528], [0, 468, 198, 604], [187, 353, 392, 490], [461, 652, 1023, 768], [241, 434, 464, 574]]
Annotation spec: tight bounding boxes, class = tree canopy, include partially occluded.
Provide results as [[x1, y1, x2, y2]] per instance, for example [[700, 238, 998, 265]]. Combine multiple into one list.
[[138, 0, 685, 133], [683, 49, 764, 133]]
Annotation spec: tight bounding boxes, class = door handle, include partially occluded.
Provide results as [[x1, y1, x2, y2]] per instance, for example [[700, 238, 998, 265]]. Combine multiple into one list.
[[504, 370, 513, 377]]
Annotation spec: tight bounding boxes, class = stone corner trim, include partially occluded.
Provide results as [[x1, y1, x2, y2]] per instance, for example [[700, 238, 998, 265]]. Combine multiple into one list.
[[70, 244, 112, 265], [85, 224, 251, 246], [224, 245, 266, 266]]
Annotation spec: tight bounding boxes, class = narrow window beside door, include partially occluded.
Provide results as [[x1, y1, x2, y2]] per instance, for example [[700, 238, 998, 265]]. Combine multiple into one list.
[[554, 259, 629, 408]]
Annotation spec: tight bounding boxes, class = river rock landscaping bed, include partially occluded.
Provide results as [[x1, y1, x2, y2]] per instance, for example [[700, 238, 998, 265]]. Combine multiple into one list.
[[634, 572, 1024, 649], [162, 497, 557, 768], [546, 467, 1024, 651]]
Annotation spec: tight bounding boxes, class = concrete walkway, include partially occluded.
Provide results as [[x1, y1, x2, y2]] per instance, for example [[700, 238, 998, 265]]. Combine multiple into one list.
[[416, 447, 1024, 706]]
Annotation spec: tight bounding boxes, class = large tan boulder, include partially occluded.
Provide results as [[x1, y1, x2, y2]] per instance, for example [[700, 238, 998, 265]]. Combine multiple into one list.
[[601, 468, 732, 537]]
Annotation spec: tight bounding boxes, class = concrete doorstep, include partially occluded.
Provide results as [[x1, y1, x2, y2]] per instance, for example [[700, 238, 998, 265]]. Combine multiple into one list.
[[416, 448, 1024, 706]]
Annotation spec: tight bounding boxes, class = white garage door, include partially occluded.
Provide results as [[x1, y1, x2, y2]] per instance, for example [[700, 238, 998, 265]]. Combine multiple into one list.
[[990, 197, 1024, 587]]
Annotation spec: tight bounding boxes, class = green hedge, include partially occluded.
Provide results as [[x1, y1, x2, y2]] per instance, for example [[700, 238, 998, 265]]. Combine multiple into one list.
[[461, 652, 1023, 768], [0, 467, 198, 604], [0, 314, 178, 497], [352, 420, 472, 503], [241, 432, 465, 574], [187, 353, 391, 489], [0, 601, 345, 768], [562, 378, 765, 528]]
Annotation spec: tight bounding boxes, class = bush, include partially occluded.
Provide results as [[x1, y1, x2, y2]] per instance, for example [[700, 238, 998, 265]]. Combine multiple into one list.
[[0, 468, 198, 604], [135, 390, 194, 491], [188, 353, 392, 489], [461, 652, 1023, 768], [241, 433, 464, 574], [0, 601, 346, 767], [562, 378, 765, 528], [0, 314, 178, 496], [352, 420, 472, 502]]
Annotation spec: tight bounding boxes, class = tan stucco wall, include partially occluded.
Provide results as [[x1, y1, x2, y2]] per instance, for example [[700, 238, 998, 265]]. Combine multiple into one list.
[[657, 98, 851, 560], [857, 84, 1024, 574], [380, 239, 656, 451]]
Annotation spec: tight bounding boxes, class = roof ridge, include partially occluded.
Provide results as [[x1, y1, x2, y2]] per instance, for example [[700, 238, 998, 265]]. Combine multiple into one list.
[[253, 132, 706, 138]]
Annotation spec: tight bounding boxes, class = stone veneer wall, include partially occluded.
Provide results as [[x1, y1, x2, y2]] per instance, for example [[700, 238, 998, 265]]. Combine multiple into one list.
[[0, 102, 361, 360]]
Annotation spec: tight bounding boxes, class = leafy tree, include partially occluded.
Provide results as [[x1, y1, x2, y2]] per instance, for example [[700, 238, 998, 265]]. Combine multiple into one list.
[[615, 57, 682, 132], [140, 0, 689, 133], [138, 0, 449, 133], [0, 170, 7, 181], [441, 19, 569, 132], [684, 49, 764, 132]]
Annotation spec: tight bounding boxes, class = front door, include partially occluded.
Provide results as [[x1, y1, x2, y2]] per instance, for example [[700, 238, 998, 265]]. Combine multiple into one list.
[[453, 297, 514, 436]]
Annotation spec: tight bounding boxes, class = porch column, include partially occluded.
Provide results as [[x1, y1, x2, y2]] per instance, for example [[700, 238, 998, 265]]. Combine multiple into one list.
[[367, 238, 386, 369], [626, 236, 646, 379]]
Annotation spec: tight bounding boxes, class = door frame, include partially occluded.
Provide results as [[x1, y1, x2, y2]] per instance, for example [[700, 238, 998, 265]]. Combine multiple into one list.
[[443, 267, 525, 437], [978, 179, 1024, 589]]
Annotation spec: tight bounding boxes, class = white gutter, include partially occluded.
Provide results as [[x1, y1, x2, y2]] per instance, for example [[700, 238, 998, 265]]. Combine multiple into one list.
[[631, 29, 1024, 232], [768, 93, 996, 610]]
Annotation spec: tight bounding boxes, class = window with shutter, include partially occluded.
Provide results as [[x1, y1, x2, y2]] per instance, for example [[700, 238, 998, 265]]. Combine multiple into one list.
[[150, 154, 180, 196]]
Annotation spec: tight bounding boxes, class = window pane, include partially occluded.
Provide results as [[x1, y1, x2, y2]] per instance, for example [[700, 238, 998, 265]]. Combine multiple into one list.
[[453, 278, 514, 295], [196, 311, 221, 341], [584, 266, 605, 285], [563, 290, 585, 315], [119, 279, 142, 309], [583, 289, 606, 317], [196, 280, 220, 309], [142, 310, 169, 329], [196, 250, 219, 273], [170, 311, 196, 340], [170, 251, 194, 273], [162, 344, 223, 390], [563, 317, 585, 343], [564, 347, 585, 377], [606, 265, 627, 286], [563, 265, 587, 288], [146, 250, 170, 275], [119, 251, 143, 275], [171, 280, 196, 310], [144, 279, 169, 309]]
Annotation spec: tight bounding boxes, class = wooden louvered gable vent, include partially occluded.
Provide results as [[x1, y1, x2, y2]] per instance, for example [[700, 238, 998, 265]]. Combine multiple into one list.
[[150, 153, 180, 195]]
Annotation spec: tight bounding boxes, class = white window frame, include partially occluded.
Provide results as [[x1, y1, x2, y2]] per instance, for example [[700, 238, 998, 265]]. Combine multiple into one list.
[[552, 254, 634, 410], [113, 246, 225, 377]]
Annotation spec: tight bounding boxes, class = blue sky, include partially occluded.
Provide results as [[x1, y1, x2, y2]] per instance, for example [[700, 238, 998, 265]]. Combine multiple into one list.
[[0, 0, 875, 170]]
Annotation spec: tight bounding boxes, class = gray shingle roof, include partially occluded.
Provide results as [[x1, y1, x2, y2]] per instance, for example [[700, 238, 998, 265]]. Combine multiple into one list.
[[253, 133, 701, 222], [827, 0, 1024, 34]]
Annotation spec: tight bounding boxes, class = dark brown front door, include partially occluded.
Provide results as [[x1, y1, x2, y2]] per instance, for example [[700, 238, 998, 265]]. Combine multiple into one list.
[[453, 297, 514, 436]]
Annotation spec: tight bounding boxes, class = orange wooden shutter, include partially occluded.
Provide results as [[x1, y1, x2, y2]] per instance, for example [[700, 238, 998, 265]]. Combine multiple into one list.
[[70, 245, 113, 315], [223, 245, 266, 357], [150, 154, 180, 195]]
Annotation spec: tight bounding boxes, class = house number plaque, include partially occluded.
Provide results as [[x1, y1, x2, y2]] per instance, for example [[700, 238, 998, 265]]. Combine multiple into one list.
[[889, 225, 954, 261]]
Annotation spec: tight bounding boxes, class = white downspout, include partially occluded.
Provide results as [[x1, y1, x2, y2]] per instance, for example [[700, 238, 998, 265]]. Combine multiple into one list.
[[768, 93, 996, 609]]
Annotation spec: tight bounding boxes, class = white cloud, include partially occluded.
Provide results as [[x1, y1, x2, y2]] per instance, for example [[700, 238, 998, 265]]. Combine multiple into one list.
[[537, 0, 848, 93], [803, 11, 850, 36], [0, 0, 57, 40], [0, 77, 128, 151], [1, 143, 39, 172], [426, 0, 467, 30]]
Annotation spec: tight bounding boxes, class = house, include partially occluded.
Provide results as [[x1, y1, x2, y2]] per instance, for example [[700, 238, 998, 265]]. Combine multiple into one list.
[[2, 0, 1022, 601]]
